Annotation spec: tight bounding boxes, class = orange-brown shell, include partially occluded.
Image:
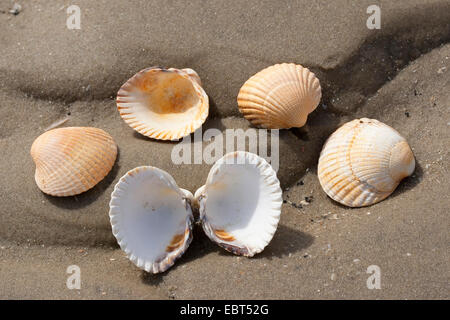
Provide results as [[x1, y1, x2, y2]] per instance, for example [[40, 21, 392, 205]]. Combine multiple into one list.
[[318, 119, 415, 207], [237, 63, 321, 129], [30, 127, 117, 196], [116, 67, 209, 140]]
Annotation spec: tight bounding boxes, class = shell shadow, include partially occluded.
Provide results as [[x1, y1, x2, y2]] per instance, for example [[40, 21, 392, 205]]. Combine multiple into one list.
[[200, 114, 227, 133], [207, 95, 220, 118], [389, 160, 424, 200], [184, 224, 314, 262], [140, 224, 217, 285], [140, 222, 315, 285], [44, 148, 121, 210], [290, 127, 310, 142], [141, 269, 164, 287], [251, 225, 314, 259], [132, 130, 180, 144]]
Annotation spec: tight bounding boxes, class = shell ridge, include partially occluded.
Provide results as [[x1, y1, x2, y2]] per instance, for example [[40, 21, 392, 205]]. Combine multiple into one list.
[[237, 63, 321, 129], [117, 67, 209, 140], [318, 119, 414, 207]]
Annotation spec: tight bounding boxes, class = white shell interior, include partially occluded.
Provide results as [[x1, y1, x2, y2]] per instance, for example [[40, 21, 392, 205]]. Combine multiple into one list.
[[197, 151, 282, 256], [117, 67, 209, 140], [125, 71, 199, 124], [109, 166, 192, 273]]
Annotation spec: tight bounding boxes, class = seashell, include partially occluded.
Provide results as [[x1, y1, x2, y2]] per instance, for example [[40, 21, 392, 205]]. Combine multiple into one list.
[[116, 67, 209, 140], [108, 152, 282, 272], [237, 63, 321, 129], [109, 166, 194, 273], [195, 151, 283, 257], [318, 118, 415, 207], [30, 127, 117, 197]]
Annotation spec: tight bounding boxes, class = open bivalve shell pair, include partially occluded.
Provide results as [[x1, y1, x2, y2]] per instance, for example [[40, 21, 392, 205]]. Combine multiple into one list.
[[109, 151, 283, 273]]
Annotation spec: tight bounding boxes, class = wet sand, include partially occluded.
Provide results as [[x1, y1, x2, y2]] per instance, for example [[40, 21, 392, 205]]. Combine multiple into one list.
[[0, 0, 449, 299]]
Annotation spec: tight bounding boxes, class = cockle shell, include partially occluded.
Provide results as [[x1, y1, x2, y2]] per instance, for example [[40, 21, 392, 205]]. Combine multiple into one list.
[[195, 151, 283, 256], [108, 152, 282, 273], [30, 127, 117, 197], [116, 67, 209, 140], [237, 63, 321, 129], [109, 166, 194, 274], [318, 118, 415, 207]]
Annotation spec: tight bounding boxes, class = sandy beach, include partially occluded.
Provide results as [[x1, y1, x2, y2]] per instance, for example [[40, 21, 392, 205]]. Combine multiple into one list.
[[0, 0, 449, 299]]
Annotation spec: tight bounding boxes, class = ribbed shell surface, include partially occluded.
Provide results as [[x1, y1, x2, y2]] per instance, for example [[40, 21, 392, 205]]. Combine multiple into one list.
[[318, 119, 415, 207], [30, 127, 117, 196], [237, 63, 321, 129]]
